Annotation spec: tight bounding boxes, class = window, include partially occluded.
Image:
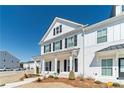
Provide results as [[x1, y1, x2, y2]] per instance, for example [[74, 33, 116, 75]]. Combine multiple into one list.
[[3, 59, 5, 62], [64, 60, 67, 72], [53, 40, 62, 51], [44, 44, 51, 53], [45, 61, 51, 71], [64, 59, 70, 72], [97, 28, 107, 43], [53, 25, 62, 35], [65, 35, 77, 48], [122, 5, 124, 12], [101, 59, 113, 76], [67, 60, 70, 72], [74, 58, 78, 72]]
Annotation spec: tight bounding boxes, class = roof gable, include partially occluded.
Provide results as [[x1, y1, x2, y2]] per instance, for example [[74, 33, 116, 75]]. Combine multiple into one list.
[[39, 17, 83, 44]]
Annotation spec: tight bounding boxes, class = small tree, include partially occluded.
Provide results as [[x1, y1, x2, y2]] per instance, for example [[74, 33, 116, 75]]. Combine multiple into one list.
[[68, 70, 75, 80]]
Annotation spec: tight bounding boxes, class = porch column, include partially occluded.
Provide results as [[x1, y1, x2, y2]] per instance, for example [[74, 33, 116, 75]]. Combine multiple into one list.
[[42, 59, 45, 74], [115, 52, 119, 77], [34, 60, 37, 74], [55, 58, 57, 73], [70, 56, 73, 71]]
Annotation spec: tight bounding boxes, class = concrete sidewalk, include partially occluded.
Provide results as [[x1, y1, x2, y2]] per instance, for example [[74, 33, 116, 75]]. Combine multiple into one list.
[[1, 77, 43, 88]]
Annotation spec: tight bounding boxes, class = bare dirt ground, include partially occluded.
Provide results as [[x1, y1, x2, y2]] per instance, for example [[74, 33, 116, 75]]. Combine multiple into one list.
[[18, 82, 74, 88], [18, 77, 124, 88], [0, 70, 34, 85]]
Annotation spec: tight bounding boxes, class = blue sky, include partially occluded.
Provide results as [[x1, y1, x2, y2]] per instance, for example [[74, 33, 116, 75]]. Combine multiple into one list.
[[0, 5, 112, 62]]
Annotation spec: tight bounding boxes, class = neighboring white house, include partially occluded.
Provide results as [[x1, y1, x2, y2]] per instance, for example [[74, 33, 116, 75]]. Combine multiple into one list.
[[34, 5, 124, 82], [22, 61, 35, 70], [0, 51, 20, 69]]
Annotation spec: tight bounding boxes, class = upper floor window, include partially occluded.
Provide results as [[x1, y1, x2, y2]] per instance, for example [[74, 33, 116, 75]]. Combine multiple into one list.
[[3, 59, 6, 62], [53, 40, 62, 51], [97, 28, 107, 44], [44, 44, 51, 53], [65, 35, 77, 48], [53, 25, 62, 36], [122, 5, 124, 12]]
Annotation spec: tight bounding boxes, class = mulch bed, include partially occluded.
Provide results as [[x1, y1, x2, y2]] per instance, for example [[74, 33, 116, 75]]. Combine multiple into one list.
[[34, 77, 108, 88]]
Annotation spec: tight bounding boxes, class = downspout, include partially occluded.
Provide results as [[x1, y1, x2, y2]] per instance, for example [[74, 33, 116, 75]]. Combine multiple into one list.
[[81, 25, 88, 77]]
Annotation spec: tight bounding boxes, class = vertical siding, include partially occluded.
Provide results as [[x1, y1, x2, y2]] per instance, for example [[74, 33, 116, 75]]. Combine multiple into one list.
[[121, 23, 124, 39], [113, 24, 121, 41]]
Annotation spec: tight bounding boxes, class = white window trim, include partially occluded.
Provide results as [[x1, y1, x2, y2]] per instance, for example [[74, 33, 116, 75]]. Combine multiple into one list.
[[100, 57, 114, 77]]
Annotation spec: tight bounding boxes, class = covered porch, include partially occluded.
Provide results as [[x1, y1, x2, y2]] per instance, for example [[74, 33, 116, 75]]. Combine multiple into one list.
[[41, 48, 79, 77], [96, 43, 124, 80]]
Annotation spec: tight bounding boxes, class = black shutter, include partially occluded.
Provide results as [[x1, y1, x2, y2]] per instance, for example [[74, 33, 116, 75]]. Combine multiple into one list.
[[49, 44, 51, 52], [74, 35, 77, 46], [53, 28, 55, 35], [49, 61, 51, 71], [75, 58, 78, 72], [65, 38, 67, 48], [64, 60, 67, 72], [60, 25, 62, 33], [44, 45, 45, 53], [53, 42, 55, 51], [60, 40, 62, 49]]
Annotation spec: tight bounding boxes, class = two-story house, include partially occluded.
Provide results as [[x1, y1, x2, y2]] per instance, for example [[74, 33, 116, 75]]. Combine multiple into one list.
[[0, 51, 20, 70], [33, 5, 124, 82]]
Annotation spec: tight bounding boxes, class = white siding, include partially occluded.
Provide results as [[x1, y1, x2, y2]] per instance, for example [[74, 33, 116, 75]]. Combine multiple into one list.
[[107, 26, 114, 42], [0, 51, 20, 69], [44, 22, 75, 42], [85, 31, 96, 47], [113, 24, 121, 41], [121, 23, 124, 39]]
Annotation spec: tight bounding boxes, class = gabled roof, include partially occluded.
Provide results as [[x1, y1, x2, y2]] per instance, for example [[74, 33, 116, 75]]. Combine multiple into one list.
[[97, 43, 124, 52], [0, 51, 20, 61], [22, 61, 34, 64], [39, 17, 83, 45]]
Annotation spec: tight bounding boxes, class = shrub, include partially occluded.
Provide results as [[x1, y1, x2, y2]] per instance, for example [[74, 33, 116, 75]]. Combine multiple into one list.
[[106, 82, 113, 88], [68, 70, 75, 80], [20, 77, 24, 81], [0, 83, 5, 86], [86, 77, 94, 81], [94, 81, 102, 84], [80, 77, 85, 81], [54, 76, 59, 79], [36, 78, 42, 82], [48, 75, 54, 78], [24, 73, 28, 78], [113, 83, 121, 87]]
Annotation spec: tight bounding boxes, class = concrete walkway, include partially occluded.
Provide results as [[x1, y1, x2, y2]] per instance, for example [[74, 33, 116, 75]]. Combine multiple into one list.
[[1, 77, 43, 88]]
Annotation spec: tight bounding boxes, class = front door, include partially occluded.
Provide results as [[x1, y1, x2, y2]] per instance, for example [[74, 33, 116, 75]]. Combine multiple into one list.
[[119, 58, 124, 77], [57, 60, 60, 74]]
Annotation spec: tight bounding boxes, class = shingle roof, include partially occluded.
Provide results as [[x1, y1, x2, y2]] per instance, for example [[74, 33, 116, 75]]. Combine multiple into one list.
[[97, 43, 124, 52], [22, 61, 34, 64]]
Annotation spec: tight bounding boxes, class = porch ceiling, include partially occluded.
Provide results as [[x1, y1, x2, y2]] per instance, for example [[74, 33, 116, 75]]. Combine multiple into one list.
[[97, 43, 124, 52], [96, 43, 124, 57], [41, 48, 80, 60], [96, 48, 124, 57]]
